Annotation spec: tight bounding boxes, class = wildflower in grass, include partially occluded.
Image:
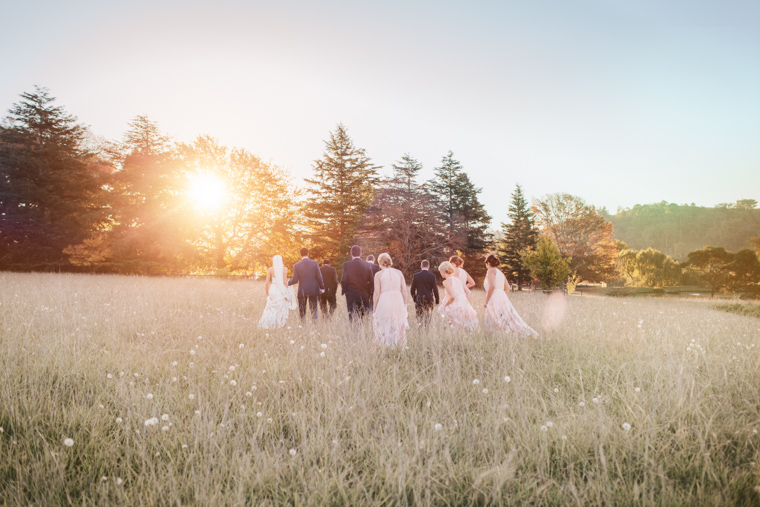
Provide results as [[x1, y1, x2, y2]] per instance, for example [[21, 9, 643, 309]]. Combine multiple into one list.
[[482, 388, 488, 394], [239, 343, 245, 349], [579, 401, 585, 407], [129, 381, 134, 386], [289, 448, 297, 456], [247, 391, 254, 397], [197, 336, 202, 340], [230, 380, 237, 386], [622, 422, 631, 431], [434, 423, 443, 431], [290, 340, 295, 344], [144, 417, 158, 427], [320, 352, 325, 357], [107, 374, 113, 379], [229, 366, 235, 371], [190, 350, 196, 356], [147, 393, 153, 399], [0, 427, 3, 433], [182, 444, 188, 449], [592, 397, 599, 404], [119, 372, 125, 377], [540, 425, 548, 432], [189, 394, 195, 400], [267, 418, 273, 423], [134, 373, 139, 377], [195, 410, 201, 415], [553, 388, 559, 393], [156, 452, 161, 457], [101, 476, 108, 482], [116, 417, 123, 424], [320, 344, 327, 349], [63, 438, 74, 447], [504, 376, 511, 383], [162, 426, 169, 432], [116, 478, 123, 485], [561, 435, 567, 441], [473, 379, 480, 385], [172, 361, 178, 366], [172, 377, 177, 382], [99, 404, 104, 409], [161, 414, 169, 421], [546, 421, 554, 428], [189, 362, 195, 367], [256, 412, 263, 417], [635, 387, 641, 393]]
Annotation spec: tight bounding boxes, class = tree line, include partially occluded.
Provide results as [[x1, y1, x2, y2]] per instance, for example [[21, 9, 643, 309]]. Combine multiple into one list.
[[2, 87, 758, 297]]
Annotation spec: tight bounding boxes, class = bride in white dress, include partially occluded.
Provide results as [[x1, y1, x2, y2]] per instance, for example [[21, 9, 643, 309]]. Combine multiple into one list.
[[483, 254, 538, 337], [258, 255, 297, 329]]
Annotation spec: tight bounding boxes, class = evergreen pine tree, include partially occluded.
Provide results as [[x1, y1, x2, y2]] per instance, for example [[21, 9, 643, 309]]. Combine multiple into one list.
[[427, 151, 491, 276], [498, 184, 537, 288], [0, 87, 109, 269], [304, 124, 379, 260]]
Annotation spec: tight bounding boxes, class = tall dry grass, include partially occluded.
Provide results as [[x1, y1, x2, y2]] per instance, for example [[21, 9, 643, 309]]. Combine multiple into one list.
[[1, 272, 759, 505]]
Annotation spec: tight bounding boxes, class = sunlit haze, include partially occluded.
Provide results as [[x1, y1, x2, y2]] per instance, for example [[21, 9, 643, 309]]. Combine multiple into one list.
[[1, 0, 758, 220], [188, 173, 226, 212]]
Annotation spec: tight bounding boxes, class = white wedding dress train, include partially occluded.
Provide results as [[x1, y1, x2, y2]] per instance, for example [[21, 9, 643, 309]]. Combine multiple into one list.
[[258, 255, 297, 329]]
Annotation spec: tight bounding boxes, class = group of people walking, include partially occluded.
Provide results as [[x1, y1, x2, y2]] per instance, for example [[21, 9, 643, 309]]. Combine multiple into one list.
[[257, 245, 538, 347]]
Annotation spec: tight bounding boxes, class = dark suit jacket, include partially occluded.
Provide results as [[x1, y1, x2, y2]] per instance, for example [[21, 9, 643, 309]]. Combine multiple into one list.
[[368, 262, 381, 277], [341, 257, 374, 300], [288, 257, 325, 297], [410, 269, 440, 307], [320, 264, 338, 297]]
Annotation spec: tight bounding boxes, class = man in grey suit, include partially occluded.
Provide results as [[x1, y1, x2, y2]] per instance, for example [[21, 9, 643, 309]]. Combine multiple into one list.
[[288, 247, 325, 322]]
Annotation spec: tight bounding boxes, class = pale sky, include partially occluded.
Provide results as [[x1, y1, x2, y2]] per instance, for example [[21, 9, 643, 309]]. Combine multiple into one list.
[[2, 0, 759, 222]]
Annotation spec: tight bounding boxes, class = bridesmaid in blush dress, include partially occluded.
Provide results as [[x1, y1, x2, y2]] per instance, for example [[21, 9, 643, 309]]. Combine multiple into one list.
[[438, 261, 479, 332], [483, 254, 538, 337], [372, 253, 410, 348]]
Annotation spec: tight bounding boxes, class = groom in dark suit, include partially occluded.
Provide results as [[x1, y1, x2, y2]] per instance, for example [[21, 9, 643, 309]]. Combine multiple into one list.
[[341, 245, 374, 321], [288, 247, 325, 322], [410, 260, 440, 324]]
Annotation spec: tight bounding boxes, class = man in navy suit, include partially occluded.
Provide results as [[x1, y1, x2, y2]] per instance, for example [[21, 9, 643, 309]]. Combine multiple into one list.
[[288, 247, 325, 322], [341, 245, 374, 321], [410, 259, 440, 324], [365, 254, 381, 309], [319, 259, 338, 317]]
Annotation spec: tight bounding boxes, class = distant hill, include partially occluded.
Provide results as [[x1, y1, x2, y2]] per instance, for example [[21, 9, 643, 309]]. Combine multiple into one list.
[[609, 201, 760, 261]]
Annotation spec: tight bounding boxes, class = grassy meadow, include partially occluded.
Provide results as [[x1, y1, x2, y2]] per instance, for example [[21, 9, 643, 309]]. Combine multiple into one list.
[[1, 272, 759, 506]]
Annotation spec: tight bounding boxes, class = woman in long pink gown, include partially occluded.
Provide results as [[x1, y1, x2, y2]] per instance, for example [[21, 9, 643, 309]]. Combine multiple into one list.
[[483, 254, 538, 337], [438, 261, 479, 332], [372, 253, 409, 348]]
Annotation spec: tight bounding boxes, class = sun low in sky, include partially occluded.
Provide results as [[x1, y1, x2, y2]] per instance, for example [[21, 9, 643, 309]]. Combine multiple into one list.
[[188, 173, 226, 212]]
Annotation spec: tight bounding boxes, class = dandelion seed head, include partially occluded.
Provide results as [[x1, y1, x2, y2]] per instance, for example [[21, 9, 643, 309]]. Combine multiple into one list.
[[239, 343, 245, 349], [434, 423, 443, 431], [162, 425, 169, 432], [256, 412, 263, 417], [63, 438, 74, 447], [546, 421, 554, 428], [561, 435, 567, 441], [622, 422, 632, 431], [320, 343, 327, 349], [101, 476, 108, 482], [289, 448, 297, 456], [190, 350, 196, 355], [229, 366, 235, 371], [472, 379, 480, 385], [592, 397, 599, 404], [267, 418, 273, 423], [320, 352, 325, 357], [579, 401, 585, 407], [553, 388, 559, 393], [161, 414, 169, 421], [540, 425, 548, 432], [116, 417, 123, 424], [106, 374, 112, 379], [635, 387, 641, 393], [230, 380, 237, 386], [482, 388, 488, 394], [246, 392, 252, 397], [504, 376, 511, 383], [146, 393, 153, 400]]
